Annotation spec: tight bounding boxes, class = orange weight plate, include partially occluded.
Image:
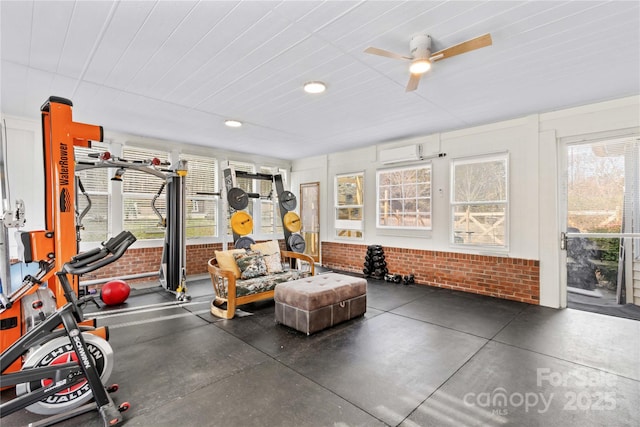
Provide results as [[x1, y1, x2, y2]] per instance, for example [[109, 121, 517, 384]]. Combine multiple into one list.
[[283, 211, 301, 233], [230, 211, 253, 236]]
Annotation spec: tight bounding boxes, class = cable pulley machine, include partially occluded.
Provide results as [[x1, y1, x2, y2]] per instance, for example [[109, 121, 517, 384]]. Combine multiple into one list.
[[75, 151, 190, 300]]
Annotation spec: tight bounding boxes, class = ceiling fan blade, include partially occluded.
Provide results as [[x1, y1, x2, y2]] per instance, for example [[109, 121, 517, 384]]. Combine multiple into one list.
[[364, 46, 412, 61], [430, 33, 492, 62], [405, 73, 421, 92]]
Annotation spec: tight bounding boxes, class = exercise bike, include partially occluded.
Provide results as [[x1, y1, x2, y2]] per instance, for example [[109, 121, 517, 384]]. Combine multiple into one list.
[[1, 230, 136, 426]]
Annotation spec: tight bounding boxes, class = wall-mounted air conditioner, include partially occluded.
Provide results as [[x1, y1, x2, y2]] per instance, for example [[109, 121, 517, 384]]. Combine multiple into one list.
[[379, 144, 423, 164]]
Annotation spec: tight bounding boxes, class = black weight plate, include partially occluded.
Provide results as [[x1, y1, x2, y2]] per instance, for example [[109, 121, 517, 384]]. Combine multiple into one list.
[[234, 236, 256, 250], [279, 191, 297, 211], [288, 233, 306, 253], [228, 187, 249, 210]]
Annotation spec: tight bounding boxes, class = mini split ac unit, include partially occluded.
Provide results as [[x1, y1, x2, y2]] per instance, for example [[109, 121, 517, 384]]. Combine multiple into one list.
[[379, 144, 423, 164]]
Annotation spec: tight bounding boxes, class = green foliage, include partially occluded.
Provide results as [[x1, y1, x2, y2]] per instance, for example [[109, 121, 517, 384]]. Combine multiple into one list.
[[589, 227, 620, 262]]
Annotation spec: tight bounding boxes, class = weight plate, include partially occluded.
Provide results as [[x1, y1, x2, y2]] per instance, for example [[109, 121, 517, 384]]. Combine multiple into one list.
[[288, 233, 306, 253], [227, 187, 249, 210], [235, 236, 256, 250], [279, 191, 297, 211], [230, 211, 253, 236], [283, 211, 302, 233]]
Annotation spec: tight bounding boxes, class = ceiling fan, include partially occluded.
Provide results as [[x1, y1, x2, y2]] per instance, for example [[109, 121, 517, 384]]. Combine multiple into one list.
[[364, 33, 492, 92]]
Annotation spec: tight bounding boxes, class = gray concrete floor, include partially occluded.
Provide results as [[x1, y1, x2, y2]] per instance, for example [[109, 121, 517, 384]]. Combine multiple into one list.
[[2, 271, 639, 427]]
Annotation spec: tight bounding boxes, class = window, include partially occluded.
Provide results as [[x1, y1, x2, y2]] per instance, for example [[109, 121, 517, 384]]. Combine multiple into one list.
[[122, 147, 169, 240], [451, 153, 508, 247], [181, 154, 217, 239], [75, 142, 110, 242], [335, 173, 364, 238], [377, 165, 431, 229]]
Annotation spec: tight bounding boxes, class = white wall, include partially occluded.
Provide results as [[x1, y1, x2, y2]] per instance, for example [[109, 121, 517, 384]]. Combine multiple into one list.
[[2, 117, 44, 231], [291, 95, 640, 309]]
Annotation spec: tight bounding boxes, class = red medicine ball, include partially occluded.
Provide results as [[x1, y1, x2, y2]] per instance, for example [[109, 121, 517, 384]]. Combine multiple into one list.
[[101, 280, 130, 306]]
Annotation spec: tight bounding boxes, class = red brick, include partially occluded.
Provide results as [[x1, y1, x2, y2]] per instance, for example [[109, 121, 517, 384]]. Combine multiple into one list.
[[322, 241, 540, 306]]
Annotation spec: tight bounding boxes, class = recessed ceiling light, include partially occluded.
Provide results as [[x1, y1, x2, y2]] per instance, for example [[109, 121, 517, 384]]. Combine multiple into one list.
[[303, 81, 326, 94], [224, 119, 242, 128]]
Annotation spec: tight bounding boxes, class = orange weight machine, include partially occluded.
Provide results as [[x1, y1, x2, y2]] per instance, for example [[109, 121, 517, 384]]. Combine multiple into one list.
[[0, 97, 136, 425], [0, 97, 106, 371]]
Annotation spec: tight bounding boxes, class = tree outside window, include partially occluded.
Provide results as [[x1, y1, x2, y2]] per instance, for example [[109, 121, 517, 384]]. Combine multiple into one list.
[[451, 154, 508, 247], [377, 165, 431, 229], [335, 173, 364, 239]]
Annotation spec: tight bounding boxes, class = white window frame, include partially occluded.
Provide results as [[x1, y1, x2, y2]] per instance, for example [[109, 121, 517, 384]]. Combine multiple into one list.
[[376, 164, 432, 230], [121, 146, 169, 242], [180, 153, 218, 240], [334, 172, 364, 239], [74, 142, 111, 243], [450, 152, 509, 249], [258, 167, 286, 237]]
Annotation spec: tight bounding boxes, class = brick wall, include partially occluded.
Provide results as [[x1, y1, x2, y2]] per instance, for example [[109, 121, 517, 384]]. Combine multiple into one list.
[[186, 243, 224, 275], [79, 240, 283, 285], [80, 243, 223, 284], [321, 241, 540, 304]]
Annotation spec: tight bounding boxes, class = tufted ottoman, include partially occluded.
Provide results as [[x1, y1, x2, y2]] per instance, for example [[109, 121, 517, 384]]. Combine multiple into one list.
[[274, 273, 367, 335]]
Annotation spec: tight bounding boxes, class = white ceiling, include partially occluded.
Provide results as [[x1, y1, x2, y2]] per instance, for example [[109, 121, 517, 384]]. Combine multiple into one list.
[[1, 1, 639, 160]]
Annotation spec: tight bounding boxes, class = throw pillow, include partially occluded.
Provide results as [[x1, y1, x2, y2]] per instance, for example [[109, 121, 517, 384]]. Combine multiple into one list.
[[234, 250, 268, 280], [250, 240, 283, 274], [214, 249, 246, 279], [263, 253, 284, 274]]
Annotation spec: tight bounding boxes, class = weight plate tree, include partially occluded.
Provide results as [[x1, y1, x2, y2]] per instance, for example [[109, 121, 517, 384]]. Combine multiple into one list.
[[274, 177, 306, 253], [223, 167, 253, 246], [222, 166, 305, 254]]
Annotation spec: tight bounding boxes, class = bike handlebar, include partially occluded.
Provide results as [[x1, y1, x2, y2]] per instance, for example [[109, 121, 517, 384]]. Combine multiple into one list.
[[63, 231, 137, 276]]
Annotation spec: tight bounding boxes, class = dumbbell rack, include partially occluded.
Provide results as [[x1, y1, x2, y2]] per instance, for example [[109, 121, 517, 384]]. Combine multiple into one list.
[[363, 245, 387, 280]]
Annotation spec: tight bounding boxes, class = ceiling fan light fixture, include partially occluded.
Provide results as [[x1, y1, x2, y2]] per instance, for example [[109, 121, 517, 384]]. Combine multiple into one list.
[[303, 81, 326, 94], [224, 119, 242, 128], [409, 59, 431, 74]]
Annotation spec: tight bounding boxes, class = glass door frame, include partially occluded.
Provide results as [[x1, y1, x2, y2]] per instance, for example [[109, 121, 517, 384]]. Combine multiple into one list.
[[559, 130, 640, 307]]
